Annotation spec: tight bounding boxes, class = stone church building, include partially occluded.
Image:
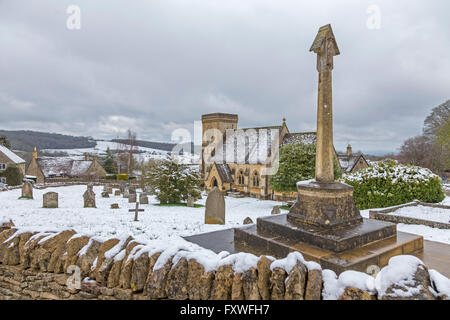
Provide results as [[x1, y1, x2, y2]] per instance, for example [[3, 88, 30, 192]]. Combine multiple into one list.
[[200, 113, 327, 201], [26, 148, 107, 184]]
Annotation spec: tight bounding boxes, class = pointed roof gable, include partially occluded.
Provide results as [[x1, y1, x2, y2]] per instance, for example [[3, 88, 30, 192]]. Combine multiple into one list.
[[0, 145, 25, 164]]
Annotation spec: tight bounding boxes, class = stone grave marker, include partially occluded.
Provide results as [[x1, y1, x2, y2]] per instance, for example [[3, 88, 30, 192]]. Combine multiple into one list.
[[21, 181, 33, 199], [271, 206, 281, 215], [123, 189, 129, 199], [101, 191, 110, 198], [111, 203, 119, 209], [139, 193, 149, 205], [114, 190, 121, 196], [83, 185, 96, 208], [128, 186, 136, 195], [43, 192, 58, 208], [205, 187, 225, 225], [243, 217, 254, 224], [187, 197, 195, 208], [129, 202, 144, 221], [128, 193, 137, 203]]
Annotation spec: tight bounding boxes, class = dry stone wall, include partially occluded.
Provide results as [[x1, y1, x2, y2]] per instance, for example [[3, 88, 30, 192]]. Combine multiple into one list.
[[0, 220, 448, 300]]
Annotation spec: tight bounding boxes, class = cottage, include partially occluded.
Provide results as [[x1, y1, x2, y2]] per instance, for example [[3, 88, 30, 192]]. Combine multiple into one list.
[[200, 113, 339, 201], [337, 144, 369, 174], [26, 148, 107, 183], [0, 145, 26, 184]]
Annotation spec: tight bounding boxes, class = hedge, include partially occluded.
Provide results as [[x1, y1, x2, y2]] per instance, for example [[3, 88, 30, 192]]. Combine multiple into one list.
[[343, 160, 445, 210]]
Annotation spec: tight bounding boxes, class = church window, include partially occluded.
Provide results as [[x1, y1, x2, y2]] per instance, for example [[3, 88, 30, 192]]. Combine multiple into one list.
[[252, 171, 260, 187], [238, 170, 245, 185]]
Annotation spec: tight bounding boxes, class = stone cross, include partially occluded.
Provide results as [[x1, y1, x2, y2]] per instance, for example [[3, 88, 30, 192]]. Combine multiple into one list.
[[310, 24, 340, 183], [129, 202, 144, 221]]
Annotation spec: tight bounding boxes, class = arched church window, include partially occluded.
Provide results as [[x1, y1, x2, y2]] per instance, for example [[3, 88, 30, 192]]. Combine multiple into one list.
[[253, 171, 260, 187]]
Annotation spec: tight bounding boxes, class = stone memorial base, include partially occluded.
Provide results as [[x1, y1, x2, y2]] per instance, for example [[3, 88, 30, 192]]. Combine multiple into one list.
[[185, 219, 424, 274]]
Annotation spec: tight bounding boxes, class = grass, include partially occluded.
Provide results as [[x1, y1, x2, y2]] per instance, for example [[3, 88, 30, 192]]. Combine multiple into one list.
[[155, 203, 205, 208], [279, 206, 290, 211]]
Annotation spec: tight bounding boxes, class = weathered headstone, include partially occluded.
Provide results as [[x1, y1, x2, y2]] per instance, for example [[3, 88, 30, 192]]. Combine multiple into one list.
[[43, 192, 58, 208], [243, 217, 253, 225], [111, 203, 119, 209], [271, 206, 281, 215], [106, 186, 113, 194], [21, 182, 33, 199], [128, 193, 137, 203], [128, 186, 136, 195], [139, 193, 149, 205], [205, 187, 225, 225], [101, 191, 110, 198], [123, 189, 129, 199], [119, 182, 127, 194], [114, 190, 121, 196], [83, 185, 96, 208], [187, 197, 195, 208]]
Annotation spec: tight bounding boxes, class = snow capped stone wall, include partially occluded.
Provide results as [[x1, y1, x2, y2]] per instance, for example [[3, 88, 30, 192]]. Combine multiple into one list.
[[0, 221, 448, 300]]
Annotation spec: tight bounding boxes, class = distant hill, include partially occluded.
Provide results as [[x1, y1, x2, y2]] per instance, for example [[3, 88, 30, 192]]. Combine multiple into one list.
[[112, 139, 194, 153], [0, 130, 96, 152]]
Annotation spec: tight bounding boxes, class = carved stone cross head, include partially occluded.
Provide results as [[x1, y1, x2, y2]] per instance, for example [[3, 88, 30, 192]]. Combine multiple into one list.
[[310, 24, 340, 72]]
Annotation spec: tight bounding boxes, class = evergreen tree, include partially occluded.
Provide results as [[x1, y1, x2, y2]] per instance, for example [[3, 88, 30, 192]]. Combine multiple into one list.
[[102, 147, 117, 174], [144, 156, 202, 204], [0, 135, 11, 149]]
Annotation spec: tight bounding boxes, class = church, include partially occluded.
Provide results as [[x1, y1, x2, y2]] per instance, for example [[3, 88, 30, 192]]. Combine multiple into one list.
[[200, 113, 322, 201]]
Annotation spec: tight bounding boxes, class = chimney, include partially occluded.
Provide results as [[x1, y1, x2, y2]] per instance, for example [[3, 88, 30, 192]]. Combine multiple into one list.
[[32, 147, 38, 160], [93, 154, 98, 162], [85, 153, 90, 161], [346, 144, 352, 157]]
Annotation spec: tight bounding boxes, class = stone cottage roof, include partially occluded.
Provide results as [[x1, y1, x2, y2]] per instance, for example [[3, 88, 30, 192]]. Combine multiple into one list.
[[0, 145, 25, 164], [338, 154, 365, 173], [37, 156, 95, 178]]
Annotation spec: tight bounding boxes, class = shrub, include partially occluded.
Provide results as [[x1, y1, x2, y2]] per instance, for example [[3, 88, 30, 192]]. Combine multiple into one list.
[[0, 165, 23, 186], [270, 143, 342, 192], [105, 174, 117, 180], [343, 160, 445, 209]]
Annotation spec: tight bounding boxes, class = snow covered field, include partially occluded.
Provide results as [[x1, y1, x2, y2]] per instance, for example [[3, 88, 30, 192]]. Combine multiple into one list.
[[1, 185, 449, 245], [42, 140, 199, 164], [0, 185, 285, 244]]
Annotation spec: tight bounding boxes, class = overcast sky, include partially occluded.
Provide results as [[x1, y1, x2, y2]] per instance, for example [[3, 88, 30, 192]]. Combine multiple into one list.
[[0, 0, 449, 154]]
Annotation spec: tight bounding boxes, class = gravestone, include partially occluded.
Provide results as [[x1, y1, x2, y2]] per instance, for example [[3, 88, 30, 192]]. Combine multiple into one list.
[[43, 192, 58, 208], [83, 185, 96, 208], [205, 187, 225, 225], [101, 191, 110, 198], [187, 197, 195, 208], [139, 193, 149, 205], [271, 206, 281, 215], [128, 186, 136, 195], [119, 182, 127, 194], [21, 182, 33, 199], [111, 203, 119, 209], [243, 217, 253, 225], [123, 189, 129, 199], [114, 190, 121, 196], [106, 186, 113, 194], [128, 193, 137, 203]]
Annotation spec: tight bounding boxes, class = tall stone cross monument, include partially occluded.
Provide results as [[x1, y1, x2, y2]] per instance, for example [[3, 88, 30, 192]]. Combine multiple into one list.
[[288, 24, 363, 229], [310, 24, 339, 182]]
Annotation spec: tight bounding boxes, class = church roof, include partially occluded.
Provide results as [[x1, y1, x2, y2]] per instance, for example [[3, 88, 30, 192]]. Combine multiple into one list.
[[281, 132, 316, 146], [215, 163, 233, 183], [0, 145, 25, 164]]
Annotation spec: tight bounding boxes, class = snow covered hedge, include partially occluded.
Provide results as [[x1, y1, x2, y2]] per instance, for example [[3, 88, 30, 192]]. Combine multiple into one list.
[[343, 161, 445, 210]]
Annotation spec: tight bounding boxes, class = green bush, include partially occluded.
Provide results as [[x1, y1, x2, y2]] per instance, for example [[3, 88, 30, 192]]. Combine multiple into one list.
[[270, 143, 342, 192], [0, 165, 23, 186], [105, 174, 117, 180], [343, 160, 445, 209]]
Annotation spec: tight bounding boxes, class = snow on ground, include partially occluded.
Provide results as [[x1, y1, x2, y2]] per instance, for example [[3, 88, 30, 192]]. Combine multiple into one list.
[[42, 140, 199, 164], [360, 196, 450, 244], [0, 185, 286, 244], [388, 205, 449, 224]]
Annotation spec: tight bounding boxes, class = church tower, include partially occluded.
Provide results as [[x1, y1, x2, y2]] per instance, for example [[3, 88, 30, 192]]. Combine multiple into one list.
[[200, 113, 238, 175]]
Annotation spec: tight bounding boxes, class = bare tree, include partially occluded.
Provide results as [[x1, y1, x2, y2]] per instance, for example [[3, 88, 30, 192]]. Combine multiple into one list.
[[397, 135, 434, 169]]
